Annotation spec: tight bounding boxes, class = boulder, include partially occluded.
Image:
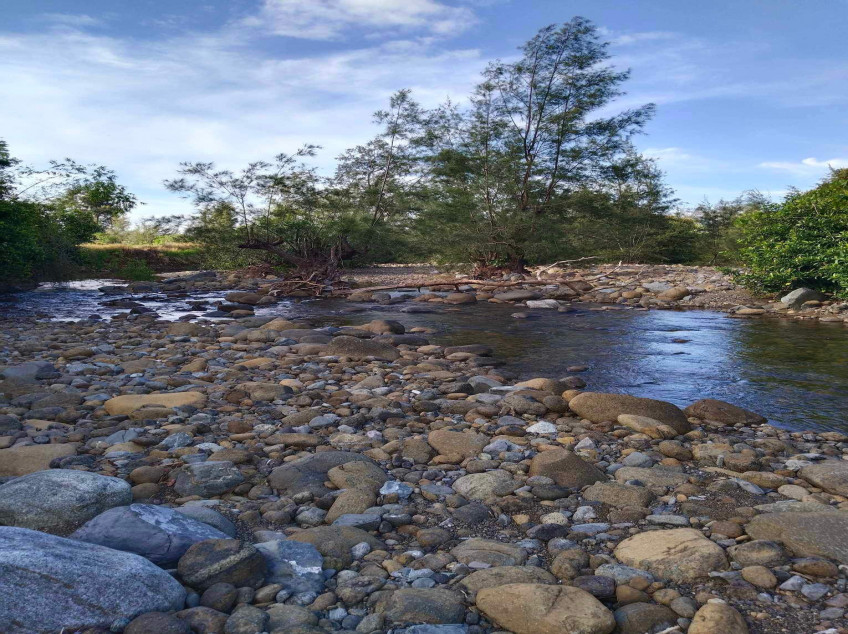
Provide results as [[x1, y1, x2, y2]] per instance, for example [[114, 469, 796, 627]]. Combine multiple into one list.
[[683, 399, 766, 426], [781, 287, 826, 309], [568, 392, 690, 434], [451, 538, 528, 567], [0, 443, 79, 477], [613, 528, 728, 582], [493, 290, 541, 302], [0, 527, 185, 633], [745, 511, 848, 563], [287, 525, 384, 569], [0, 469, 131, 534], [582, 482, 654, 509], [476, 583, 615, 634], [799, 460, 848, 497], [178, 539, 267, 590], [376, 588, 466, 625], [452, 470, 519, 500], [254, 540, 325, 598], [613, 603, 678, 634], [104, 392, 206, 415], [528, 449, 606, 489], [459, 566, 556, 598], [71, 504, 229, 566]]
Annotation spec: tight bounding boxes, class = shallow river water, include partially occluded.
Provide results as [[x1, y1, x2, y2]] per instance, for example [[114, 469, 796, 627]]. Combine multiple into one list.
[[3, 281, 848, 432]]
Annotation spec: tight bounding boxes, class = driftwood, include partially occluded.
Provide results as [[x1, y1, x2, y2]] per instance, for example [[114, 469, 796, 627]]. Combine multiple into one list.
[[337, 277, 568, 295], [534, 256, 599, 279]]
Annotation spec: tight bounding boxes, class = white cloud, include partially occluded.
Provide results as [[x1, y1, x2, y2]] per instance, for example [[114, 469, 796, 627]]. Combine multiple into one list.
[[0, 20, 486, 220], [246, 0, 477, 40], [759, 157, 848, 175]]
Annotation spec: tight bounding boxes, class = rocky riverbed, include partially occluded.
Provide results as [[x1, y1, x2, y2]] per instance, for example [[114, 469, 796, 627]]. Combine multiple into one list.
[[2, 302, 848, 634]]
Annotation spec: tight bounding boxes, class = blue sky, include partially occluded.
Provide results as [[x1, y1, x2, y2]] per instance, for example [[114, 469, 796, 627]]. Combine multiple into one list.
[[2, 0, 847, 220]]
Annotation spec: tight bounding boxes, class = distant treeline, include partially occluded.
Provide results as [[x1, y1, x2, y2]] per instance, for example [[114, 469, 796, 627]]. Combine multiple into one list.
[[3, 18, 848, 294]]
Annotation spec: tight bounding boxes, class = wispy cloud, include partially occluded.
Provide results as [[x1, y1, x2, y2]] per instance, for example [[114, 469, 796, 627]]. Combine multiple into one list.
[[244, 0, 477, 40], [759, 157, 848, 176]]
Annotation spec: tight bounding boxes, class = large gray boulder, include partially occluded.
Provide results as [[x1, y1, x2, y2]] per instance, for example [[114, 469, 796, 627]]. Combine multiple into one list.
[[0, 527, 185, 633], [745, 511, 848, 564], [0, 361, 59, 383], [71, 504, 229, 566], [781, 287, 826, 309], [255, 539, 325, 597], [0, 469, 132, 535], [799, 460, 848, 497]]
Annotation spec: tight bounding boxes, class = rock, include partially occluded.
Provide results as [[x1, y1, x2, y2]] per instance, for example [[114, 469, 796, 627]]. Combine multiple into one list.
[[582, 482, 654, 508], [376, 588, 465, 625], [176, 506, 238, 537], [287, 526, 384, 569], [493, 290, 540, 302], [0, 443, 79, 477], [528, 449, 605, 489], [613, 603, 678, 634], [327, 336, 400, 360], [799, 460, 848, 496], [104, 391, 206, 415], [727, 540, 787, 567], [200, 582, 238, 612], [568, 392, 690, 434], [173, 461, 244, 497], [1, 361, 59, 382], [327, 460, 389, 492], [459, 566, 557, 598], [235, 381, 291, 401], [745, 511, 848, 563], [451, 538, 528, 567], [613, 466, 688, 488], [657, 286, 690, 300], [71, 503, 229, 566], [0, 469, 131, 534], [683, 399, 767, 425], [126, 612, 191, 634], [445, 292, 477, 304], [452, 470, 518, 500], [688, 602, 749, 634], [740, 565, 777, 588], [616, 414, 678, 439], [268, 451, 376, 497], [475, 583, 615, 634], [255, 539, 324, 597], [178, 539, 267, 590], [266, 604, 318, 630], [427, 429, 488, 459], [613, 528, 728, 582], [0, 527, 185, 633], [225, 605, 269, 634], [176, 606, 229, 633], [781, 287, 826, 309]]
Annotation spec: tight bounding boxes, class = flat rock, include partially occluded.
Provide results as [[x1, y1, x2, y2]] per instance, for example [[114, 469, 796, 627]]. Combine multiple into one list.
[[799, 460, 848, 497], [683, 399, 767, 426], [613, 466, 689, 488], [745, 511, 848, 563], [0, 443, 79, 477], [613, 528, 728, 582], [613, 602, 678, 634], [476, 583, 615, 634], [583, 482, 654, 508], [326, 336, 400, 361], [568, 392, 691, 434], [0, 527, 185, 633], [287, 525, 384, 569], [255, 539, 324, 597], [427, 429, 488, 459], [71, 503, 229, 566], [376, 588, 466, 625], [178, 539, 267, 590], [0, 469, 131, 534], [452, 470, 519, 500], [450, 538, 527, 567], [528, 449, 606, 489], [104, 391, 206, 415]]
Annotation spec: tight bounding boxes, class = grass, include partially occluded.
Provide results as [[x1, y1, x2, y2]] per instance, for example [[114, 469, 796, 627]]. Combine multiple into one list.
[[77, 243, 205, 280]]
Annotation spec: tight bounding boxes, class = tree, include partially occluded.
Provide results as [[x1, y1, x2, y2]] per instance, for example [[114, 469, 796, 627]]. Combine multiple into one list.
[[694, 197, 746, 264], [417, 18, 656, 269], [734, 169, 848, 295]]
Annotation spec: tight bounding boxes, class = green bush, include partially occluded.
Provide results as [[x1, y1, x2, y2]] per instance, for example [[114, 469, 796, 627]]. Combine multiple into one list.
[[734, 169, 848, 295]]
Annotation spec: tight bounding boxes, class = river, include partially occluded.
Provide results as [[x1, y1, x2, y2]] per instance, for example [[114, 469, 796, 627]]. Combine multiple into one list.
[[3, 280, 847, 433]]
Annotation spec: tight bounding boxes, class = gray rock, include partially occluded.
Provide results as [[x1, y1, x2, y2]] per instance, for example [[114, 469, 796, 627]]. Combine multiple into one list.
[[799, 460, 848, 497], [0, 469, 132, 535], [745, 511, 848, 564], [0, 527, 185, 633], [173, 461, 244, 497], [1, 361, 59, 383], [71, 503, 229, 565], [376, 588, 466, 625], [255, 539, 325, 597], [176, 505, 237, 537], [781, 287, 826, 308], [268, 451, 376, 497]]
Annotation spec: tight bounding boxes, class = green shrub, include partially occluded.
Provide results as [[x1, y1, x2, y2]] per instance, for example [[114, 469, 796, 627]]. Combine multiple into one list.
[[734, 169, 848, 295]]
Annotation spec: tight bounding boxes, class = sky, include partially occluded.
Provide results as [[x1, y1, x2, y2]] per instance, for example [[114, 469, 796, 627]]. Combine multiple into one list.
[[2, 0, 847, 220]]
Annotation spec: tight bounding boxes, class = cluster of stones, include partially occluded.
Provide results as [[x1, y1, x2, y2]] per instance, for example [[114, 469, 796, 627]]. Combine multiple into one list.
[[2, 310, 848, 634]]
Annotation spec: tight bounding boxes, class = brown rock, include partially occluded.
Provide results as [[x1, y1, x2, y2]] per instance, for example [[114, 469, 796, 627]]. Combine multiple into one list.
[[568, 392, 690, 434]]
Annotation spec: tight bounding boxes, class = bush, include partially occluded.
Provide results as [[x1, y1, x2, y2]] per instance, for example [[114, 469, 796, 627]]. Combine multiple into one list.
[[734, 169, 848, 295]]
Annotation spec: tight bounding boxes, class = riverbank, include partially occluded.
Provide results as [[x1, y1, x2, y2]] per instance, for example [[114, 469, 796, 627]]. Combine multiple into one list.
[[1, 310, 848, 634]]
